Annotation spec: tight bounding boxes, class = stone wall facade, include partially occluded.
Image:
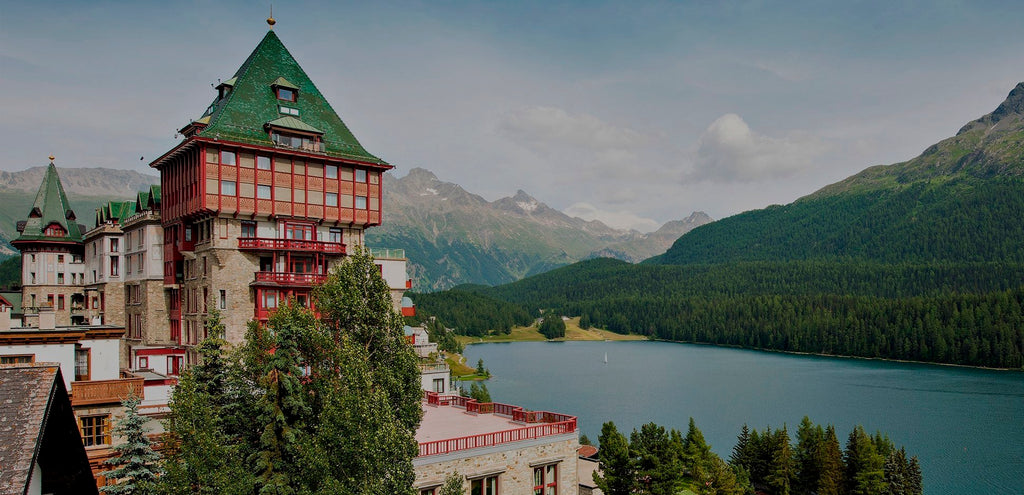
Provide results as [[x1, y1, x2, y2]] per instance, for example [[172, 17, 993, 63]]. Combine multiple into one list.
[[413, 434, 578, 494]]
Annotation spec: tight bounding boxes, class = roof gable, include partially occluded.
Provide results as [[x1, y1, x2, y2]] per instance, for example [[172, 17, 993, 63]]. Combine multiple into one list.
[[197, 30, 387, 165], [13, 163, 83, 244]]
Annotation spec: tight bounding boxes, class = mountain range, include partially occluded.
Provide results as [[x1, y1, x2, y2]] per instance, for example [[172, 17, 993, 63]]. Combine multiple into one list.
[[366, 168, 710, 290], [0, 165, 711, 289], [416, 82, 1024, 369]]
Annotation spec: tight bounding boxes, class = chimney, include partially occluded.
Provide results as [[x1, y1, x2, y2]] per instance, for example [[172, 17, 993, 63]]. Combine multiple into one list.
[[38, 305, 56, 331], [0, 305, 10, 331]]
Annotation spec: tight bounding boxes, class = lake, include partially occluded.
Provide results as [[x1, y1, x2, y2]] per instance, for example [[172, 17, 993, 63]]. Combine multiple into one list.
[[462, 341, 1024, 495]]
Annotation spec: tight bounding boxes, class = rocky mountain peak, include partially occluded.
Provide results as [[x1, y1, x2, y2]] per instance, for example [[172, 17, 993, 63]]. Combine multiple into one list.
[[958, 81, 1024, 134]]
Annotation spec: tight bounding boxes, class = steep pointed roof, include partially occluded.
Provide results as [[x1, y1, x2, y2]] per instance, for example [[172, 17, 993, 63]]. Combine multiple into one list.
[[12, 163, 83, 244], [196, 30, 387, 165], [94, 200, 137, 227]]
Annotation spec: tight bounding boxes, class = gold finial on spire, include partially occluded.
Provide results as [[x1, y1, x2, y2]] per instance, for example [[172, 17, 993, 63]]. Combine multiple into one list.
[[267, 4, 275, 28], [48, 155, 55, 162]]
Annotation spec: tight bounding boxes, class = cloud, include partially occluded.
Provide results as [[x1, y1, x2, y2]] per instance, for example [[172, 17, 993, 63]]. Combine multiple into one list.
[[564, 202, 660, 232], [498, 106, 646, 151], [686, 113, 826, 183]]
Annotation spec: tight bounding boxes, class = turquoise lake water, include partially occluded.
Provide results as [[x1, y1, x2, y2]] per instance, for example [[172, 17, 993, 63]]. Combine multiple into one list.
[[462, 341, 1024, 494]]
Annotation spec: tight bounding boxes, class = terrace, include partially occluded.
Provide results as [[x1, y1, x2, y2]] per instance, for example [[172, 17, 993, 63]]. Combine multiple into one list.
[[416, 392, 577, 457]]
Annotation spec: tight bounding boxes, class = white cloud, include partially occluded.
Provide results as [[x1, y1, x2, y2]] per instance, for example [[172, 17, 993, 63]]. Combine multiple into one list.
[[564, 202, 660, 233], [498, 106, 646, 151], [686, 113, 826, 183]]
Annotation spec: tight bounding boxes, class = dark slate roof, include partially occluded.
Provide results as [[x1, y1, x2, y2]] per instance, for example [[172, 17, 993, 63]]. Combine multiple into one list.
[[12, 163, 83, 244], [196, 30, 388, 165], [0, 364, 96, 494]]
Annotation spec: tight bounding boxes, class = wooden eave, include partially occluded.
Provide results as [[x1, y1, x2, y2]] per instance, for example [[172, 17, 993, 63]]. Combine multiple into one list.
[[191, 136, 394, 171], [0, 331, 87, 345]]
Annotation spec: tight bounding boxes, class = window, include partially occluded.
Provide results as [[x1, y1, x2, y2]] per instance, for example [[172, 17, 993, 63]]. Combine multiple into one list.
[[75, 348, 91, 381], [138, 356, 149, 369], [79, 415, 110, 447], [270, 131, 322, 152], [202, 256, 208, 276], [284, 223, 314, 240], [57, 295, 65, 311], [257, 184, 272, 199], [167, 356, 183, 375], [110, 238, 119, 252], [355, 169, 367, 182], [221, 150, 236, 165], [276, 87, 296, 101], [57, 273, 64, 284], [0, 355, 34, 364], [325, 164, 338, 179], [57, 255, 64, 264], [420, 489, 436, 495], [279, 105, 299, 116], [44, 224, 66, 237], [325, 192, 338, 207], [263, 290, 278, 309], [110, 256, 119, 276], [219, 290, 226, 310], [138, 230, 144, 248], [433, 378, 445, 392], [221, 180, 237, 196], [257, 155, 272, 170], [242, 221, 257, 238], [329, 228, 343, 244], [355, 195, 367, 209], [470, 475, 498, 495], [533, 464, 557, 495], [138, 254, 144, 272], [29, 272, 35, 284], [30, 254, 36, 263]]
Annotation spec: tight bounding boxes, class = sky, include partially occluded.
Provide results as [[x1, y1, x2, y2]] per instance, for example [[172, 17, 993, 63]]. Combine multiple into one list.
[[2, 1, 1023, 231]]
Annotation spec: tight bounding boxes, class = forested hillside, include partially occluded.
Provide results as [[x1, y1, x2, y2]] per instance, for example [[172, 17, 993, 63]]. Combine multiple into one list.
[[412, 83, 1024, 370]]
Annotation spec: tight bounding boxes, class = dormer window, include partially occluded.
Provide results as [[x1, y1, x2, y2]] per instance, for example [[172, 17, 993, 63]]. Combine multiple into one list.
[[43, 223, 66, 237], [271, 131, 322, 152], [279, 105, 299, 116], [271, 77, 299, 102]]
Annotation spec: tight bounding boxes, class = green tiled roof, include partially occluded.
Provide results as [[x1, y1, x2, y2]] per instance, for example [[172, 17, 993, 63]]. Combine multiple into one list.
[[95, 200, 137, 227], [267, 115, 323, 134], [135, 185, 161, 212], [197, 30, 387, 165], [13, 163, 83, 244]]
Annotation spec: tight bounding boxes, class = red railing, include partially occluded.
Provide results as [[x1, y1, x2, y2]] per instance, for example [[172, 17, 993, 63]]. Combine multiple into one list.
[[238, 237, 346, 254], [419, 392, 577, 457], [253, 272, 328, 286]]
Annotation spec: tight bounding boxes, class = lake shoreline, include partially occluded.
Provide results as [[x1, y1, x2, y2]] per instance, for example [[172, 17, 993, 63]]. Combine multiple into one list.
[[464, 336, 1022, 372]]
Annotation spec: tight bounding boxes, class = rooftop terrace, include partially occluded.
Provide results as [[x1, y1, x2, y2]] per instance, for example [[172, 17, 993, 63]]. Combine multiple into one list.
[[416, 392, 576, 457]]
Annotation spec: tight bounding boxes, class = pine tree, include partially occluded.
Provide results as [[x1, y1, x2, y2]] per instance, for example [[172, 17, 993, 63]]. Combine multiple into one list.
[[631, 422, 683, 494], [906, 456, 923, 495], [794, 416, 824, 495], [882, 448, 908, 495], [99, 394, 162, 494], [594, 421, 634, 495], [730, 424, 753, 470], [817, 425, 845, 495], [844, 425, 886, 495], [765, 426, 794, 495]]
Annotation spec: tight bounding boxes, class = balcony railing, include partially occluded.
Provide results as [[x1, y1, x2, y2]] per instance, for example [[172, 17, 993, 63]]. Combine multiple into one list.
[[369, 247, 405, 260], [419, 392, 577, 457], [253, 271, 328, 286], [417, 362, 450, 374], [238, 237, 346, 254], [71, 373, 145, 406]]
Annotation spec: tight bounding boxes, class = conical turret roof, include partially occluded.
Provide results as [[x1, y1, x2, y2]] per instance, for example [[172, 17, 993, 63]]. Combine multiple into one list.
[[13, 163, 83, 244], [194, 30, 387, 165]]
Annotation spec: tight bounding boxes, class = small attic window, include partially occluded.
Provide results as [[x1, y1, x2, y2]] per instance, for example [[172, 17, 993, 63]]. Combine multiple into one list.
[[279, 106, 299, 116], [276, 87, 296, 102]]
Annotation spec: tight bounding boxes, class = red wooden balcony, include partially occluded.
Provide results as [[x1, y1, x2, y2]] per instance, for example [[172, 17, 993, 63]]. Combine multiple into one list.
[[71, 373, 145, 406], [238, 237, 346, 255], [253, 271, 328, 286]]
